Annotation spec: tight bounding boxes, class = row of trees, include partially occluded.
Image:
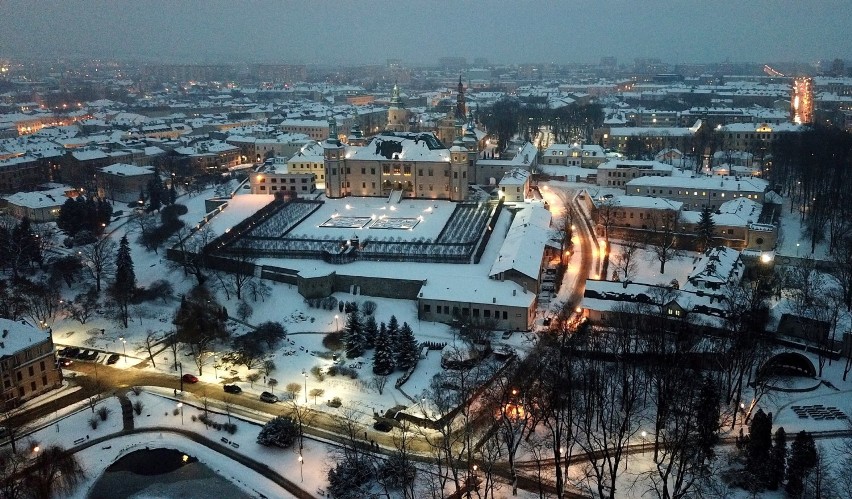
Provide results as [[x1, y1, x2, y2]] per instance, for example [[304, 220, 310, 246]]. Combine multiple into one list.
[[478, 98, 604, 152], [56, 196, 113, 239], [739, 410, 823, 497]]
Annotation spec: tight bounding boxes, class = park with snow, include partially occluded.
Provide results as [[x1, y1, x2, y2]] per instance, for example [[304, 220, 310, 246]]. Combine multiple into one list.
[[3, 173, 851, 499]]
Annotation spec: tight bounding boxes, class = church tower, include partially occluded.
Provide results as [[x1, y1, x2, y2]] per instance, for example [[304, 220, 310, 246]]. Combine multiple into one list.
[[323, 115, 347, 198], [449, 120, 468, 202], [386, 83, 409, 132], [463, 109, 478, 181], [455, 75, 466, 120]]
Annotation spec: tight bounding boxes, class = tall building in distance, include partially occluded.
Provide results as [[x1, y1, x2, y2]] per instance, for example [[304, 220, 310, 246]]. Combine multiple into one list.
[[791, 77, 814, 124]]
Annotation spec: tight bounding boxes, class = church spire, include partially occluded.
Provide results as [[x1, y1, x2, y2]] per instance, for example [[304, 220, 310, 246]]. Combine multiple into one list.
[[455, 75, 466, 119]]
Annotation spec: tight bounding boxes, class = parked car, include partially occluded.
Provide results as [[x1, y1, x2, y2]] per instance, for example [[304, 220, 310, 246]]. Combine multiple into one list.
[[57, 347, 69, 357], [78, 350, 92, 360], [223, 384, 242, 394], [65, 347, 81, 358], [181, 373, 199, 384], [57, 357, 73, 367], [84, 350, 99, 361], [501, 331, 513, 340], [259, 391, 278, 403], [106, 353, 120, 365]]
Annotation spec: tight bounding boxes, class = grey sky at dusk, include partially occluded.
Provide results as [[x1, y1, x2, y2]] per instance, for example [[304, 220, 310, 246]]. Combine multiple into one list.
[[1, 0, 848, 64]]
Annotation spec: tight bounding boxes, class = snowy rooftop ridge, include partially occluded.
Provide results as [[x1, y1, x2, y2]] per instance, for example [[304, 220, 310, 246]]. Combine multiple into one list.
[[0, 318, 53, 355], [626, 174, 768, 193], [346, 132, 449, 162], [489, 204, 551, 280], [684, 246, 744, 289]]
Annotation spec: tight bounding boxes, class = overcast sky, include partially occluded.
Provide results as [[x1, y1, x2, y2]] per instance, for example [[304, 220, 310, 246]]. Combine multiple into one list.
[[1, 0, 849, 65]]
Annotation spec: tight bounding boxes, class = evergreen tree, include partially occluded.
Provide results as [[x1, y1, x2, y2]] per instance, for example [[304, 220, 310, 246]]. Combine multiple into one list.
[[767, 427, 787, 490], [110, 235, 136, 327], [386, 315, 400, 356], [785, 431, 818, 497], [746, 408, 773, 485], [344, 309, 365, 358], [168, 181, 177, 204], [96, 198, 113, 232], [372, 322, 394, 375], [694, 207, 716, 253], [394, 322, 419, 370], [363, 314, 378, 349], [695, 376, 721, 458], [11, 217, 42, 274], [57, 197, 83, 236], [147, 168, 164, 212], [84, 196, 99, 233], [256, 415, 298, 448]]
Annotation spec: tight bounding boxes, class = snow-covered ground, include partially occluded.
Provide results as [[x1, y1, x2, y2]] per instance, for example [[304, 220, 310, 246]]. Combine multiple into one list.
[[33, 177, 852, 498]]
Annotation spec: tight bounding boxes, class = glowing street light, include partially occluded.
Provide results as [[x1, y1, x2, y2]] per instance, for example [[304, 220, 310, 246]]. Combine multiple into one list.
[[118, 337, 127, 363], [302, 369, 308, 404], [177, 402, 184, 425], [641, 431, 647, 455], [298, 454, 304, 482]]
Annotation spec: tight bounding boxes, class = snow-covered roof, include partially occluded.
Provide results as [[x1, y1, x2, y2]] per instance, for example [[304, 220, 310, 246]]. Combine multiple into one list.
[[598, 159, 674, 172], [419, 276, 536, 308], [626, 174, 768, 194], [0, 318, 53, 355], [498, 168, 530, 186], [346, 132, 449, 162], [3, 186, 69, 209], [100, 163, 154, 177], [581, 279, 726, 328], [684, 247, 744, 290], [604, 195, 683, 211], [71, 149, 108, 161], [489, 205, 551, 280]]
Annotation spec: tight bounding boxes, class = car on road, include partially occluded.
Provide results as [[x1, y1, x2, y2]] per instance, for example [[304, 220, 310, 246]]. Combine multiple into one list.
[[259, 391, 278, 403], [57, 357, 73, 367], [181, 373, 199, 384], [223, 384, 242, 394], [106, 353, 120, 365]]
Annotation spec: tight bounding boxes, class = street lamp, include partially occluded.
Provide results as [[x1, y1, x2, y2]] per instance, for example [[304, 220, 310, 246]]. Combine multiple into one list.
[[120, 337, 127, 364], [177, 402, 184, 425], [298, 454, 304, 482], [302, 369, 308, 403], [334, 315, 339, 332], [213, 353, 218, 379], [641, 431, 647, 455]]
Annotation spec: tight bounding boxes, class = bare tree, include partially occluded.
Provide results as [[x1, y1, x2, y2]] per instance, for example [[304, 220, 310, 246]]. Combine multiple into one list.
[[140, 329, 161, 368], [573, 329, 644, 499], [369, 374, 389, 395], [596, 197, 618, 245], [286, 399, 315, 451], [309, 388, 325, 404], [613, 240, 641, 283], [646, 209, 681, 274], [246, 372, 261, 388], [284, 382, 301, 400], [168, 224, 217, 286], [267, 378, 278, 394], [79, 237, 117, 292]]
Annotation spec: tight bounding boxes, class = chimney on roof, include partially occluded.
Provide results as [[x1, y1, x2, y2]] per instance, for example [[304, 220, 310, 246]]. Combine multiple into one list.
[[493, 297, 497, 303]]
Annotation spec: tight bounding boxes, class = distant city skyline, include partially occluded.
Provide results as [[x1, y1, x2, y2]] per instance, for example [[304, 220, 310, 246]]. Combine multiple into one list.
[[1, 0, 850, 66]]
